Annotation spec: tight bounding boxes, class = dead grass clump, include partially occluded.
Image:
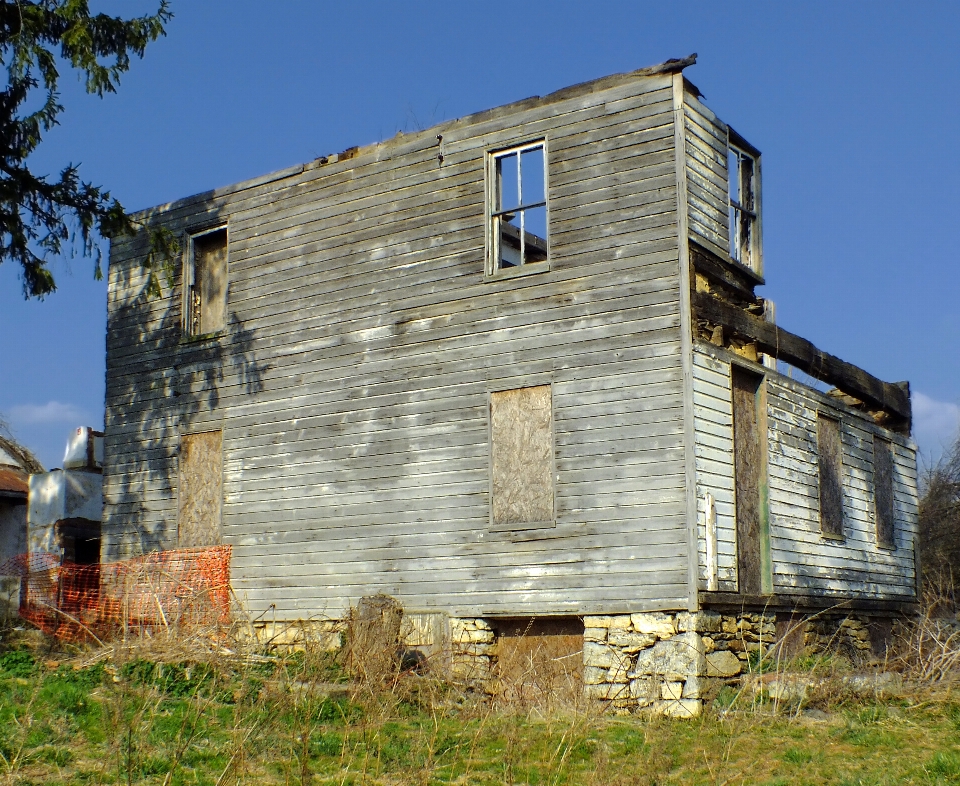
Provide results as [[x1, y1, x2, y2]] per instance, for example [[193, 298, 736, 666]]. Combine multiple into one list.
[[893, 581, 960, 689]]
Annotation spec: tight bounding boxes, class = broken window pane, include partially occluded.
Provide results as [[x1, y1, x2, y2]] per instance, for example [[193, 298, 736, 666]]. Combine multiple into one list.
[[728, 144, 758, 272], [520, 146, 545, 205], [498, 152, 520, 212], [187, 227, 228, 335]]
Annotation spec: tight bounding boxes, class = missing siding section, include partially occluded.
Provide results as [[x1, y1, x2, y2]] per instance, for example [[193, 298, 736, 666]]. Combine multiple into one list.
[[817, 415, 844, 539], [874, 436, 896, 548], [178, 431, 223, 548], [490, 385, 554, 529], [732, 366, 765, 595]]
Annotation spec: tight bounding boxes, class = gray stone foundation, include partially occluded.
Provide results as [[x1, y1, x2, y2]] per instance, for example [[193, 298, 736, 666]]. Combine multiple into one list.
[[239, 606, 890, 714]]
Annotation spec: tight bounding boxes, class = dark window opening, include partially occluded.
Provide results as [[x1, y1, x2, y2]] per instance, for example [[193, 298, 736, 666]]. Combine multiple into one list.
[[728, 143, 759, 272], [186, 227, 228, 336]]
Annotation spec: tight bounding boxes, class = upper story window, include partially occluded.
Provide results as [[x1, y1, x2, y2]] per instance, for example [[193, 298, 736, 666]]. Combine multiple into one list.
[[727, 133, 761, 275], [487, 141, 548, 277], [184, 226, 228, 336]]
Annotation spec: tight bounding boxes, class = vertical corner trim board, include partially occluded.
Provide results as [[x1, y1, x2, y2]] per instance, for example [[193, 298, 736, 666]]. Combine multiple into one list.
[[490, 385, 555, 528], [178, 430, 223, 548]]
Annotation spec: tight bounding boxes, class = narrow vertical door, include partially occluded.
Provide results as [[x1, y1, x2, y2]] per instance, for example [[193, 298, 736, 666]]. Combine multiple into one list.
[[732, 367, 764, 595]]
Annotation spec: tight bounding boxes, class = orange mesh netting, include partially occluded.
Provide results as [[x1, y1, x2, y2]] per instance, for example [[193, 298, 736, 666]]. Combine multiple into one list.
[[0, 546, 231, 643]]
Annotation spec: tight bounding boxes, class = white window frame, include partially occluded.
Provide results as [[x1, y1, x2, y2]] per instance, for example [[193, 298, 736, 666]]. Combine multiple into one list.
[[485, 139, 550, 279], [182, 224, 229, 338], [727, 131, 762, 277]]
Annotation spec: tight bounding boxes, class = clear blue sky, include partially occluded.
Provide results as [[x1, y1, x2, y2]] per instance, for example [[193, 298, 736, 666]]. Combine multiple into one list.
[[1, 0, 958, 470]]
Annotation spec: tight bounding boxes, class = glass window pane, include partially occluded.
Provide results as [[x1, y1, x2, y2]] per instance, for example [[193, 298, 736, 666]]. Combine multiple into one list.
[[498, 152, 519, 211], [499, 217, 521, 268], [522, 205, 548, 265], [520, 146, 545, 205]]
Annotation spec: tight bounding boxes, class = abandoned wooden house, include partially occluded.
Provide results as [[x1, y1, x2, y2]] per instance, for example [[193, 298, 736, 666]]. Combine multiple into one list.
[[104, 55, 918, 714]]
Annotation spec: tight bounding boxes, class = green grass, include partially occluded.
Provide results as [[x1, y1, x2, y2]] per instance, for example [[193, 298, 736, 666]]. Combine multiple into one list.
[[0, 643, 959, 785]]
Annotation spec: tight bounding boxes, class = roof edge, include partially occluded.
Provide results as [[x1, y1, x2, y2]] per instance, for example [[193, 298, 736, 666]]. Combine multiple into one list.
[[128, 54, 698, 223]]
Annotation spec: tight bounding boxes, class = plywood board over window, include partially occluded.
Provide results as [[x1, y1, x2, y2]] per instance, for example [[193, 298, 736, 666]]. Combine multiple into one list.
[[732, 366, 768, 595], [178, 431, 223, 547], [490, 385, 555, 529], [874, 436, 896, 548], [817, 415, 844, 539]]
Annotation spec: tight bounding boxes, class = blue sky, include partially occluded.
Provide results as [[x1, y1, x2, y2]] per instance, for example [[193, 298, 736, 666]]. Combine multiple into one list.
[[0, 0, 958, 470]]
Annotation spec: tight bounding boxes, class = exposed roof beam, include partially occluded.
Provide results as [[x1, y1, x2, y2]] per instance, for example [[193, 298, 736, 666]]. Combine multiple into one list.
[[692, 291, 911, 426]]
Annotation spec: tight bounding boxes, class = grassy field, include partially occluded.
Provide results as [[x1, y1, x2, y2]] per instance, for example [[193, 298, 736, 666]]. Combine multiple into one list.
[[1, 637, 960, 785]]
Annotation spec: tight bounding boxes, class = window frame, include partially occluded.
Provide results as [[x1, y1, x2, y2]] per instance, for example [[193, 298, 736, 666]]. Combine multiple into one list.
[[484, 139, 550, 280], [727, 129, 763, 277], [182, 224, 229, 339]]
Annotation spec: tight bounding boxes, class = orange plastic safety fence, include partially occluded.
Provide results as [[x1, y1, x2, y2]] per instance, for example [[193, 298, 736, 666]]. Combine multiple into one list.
[[0, 546, 231, 643]]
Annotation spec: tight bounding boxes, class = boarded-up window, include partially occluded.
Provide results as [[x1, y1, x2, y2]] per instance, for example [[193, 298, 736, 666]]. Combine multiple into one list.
[[490, 385, 554, 528], [732, 366, 765, 595], [186, 228, 228, 335], [817, 415, 844, 539], [874, 436, 896, 548], [178, 431, 223, 547]]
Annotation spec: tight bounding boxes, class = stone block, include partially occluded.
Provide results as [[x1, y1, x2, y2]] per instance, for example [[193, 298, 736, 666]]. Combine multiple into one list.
[[677, 610, 722, 633], [454, 628, 494, 644], [721, 618, 739, 634], [584, 682, 629, 701], [583, 666, 608, 686], [608, 631, 657, 652], [682, 676, 702, 699], [654, 699, 702, 718], [629, 677, 657, 702], [705, 650, 742, 677], [661, 681, 683, 700], [606, 650, 634, 683], [608, 615, 632, 631], [583, 642, 614, 669], [584, 627, 608, 643], [631, 612, 677, 638], [702, 636, 716, 653], [584, 615, 613, 629], [628, 632, 705, 680]]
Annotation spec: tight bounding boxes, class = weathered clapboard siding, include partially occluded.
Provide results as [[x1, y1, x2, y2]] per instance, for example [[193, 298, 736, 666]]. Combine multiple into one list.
[[104, 71, 693, 618], [682, 91, 729, 257], [691, 343, 918, 601], [692, 348, 738, 591], [765, 375, 918, 598]]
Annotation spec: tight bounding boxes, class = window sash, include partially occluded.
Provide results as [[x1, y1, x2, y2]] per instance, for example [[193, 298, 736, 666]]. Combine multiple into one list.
[[489, 141, 548, 273]]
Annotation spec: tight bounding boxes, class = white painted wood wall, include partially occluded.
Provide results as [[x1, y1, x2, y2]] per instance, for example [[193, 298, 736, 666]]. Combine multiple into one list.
[[693, 344, 918, 599]]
